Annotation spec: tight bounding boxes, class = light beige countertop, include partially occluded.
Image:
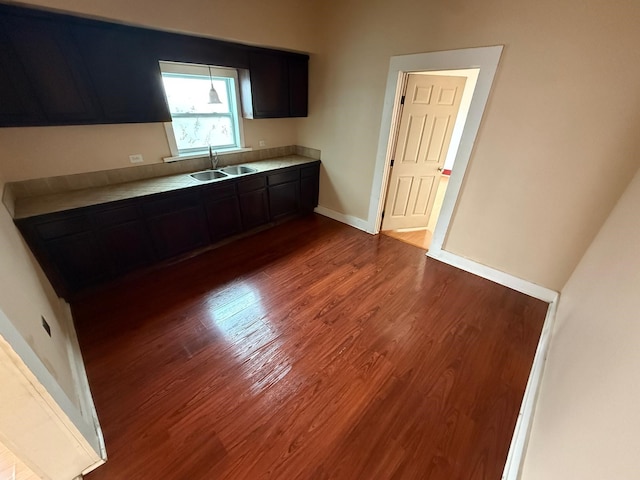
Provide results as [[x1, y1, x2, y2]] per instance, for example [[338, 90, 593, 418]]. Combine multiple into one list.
[[14, 156, 319, 219]]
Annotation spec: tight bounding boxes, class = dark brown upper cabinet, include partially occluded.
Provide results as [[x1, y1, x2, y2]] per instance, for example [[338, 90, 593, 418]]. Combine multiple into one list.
[[0, 3, 308, 127], [69, 23, 171, 124], [288, 55, 309, 117], [240, 50, 308, 119], [0, 8, 100, 126], [151, 30, 249, 70], [0, 26, 45, 126]]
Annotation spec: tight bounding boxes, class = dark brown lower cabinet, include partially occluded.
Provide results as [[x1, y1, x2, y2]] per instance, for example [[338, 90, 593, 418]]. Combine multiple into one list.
[[99, 221, 154, 274], [15, 161, 320, 298], [94, 203, 154, 274], [237, 175, 270, 230], [267, 168, 300, 220], [269, 182, 299, 220], [202, 184, 242, 242], [143, 192, 210, 260], [300, 163, 320, 213], [238, 190, 269, 230], [46, 231, 109, 291]]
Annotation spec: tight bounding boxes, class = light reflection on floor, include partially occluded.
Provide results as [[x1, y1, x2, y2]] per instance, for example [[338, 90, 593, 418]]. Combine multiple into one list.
[[203, 280, 293, 397]]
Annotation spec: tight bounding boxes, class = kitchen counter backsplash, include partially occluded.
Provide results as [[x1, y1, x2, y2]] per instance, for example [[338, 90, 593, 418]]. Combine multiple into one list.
[[3, 145, 320, 218]]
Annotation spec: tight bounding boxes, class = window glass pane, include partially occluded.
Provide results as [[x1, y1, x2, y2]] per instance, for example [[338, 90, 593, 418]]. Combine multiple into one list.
[[159, 63, 243, 155], [171, 116, 235, 152], [162, 74, 230, 115]]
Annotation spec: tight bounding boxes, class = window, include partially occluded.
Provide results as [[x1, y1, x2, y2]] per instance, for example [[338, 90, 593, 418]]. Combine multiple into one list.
[[159, 61, 244, 156]]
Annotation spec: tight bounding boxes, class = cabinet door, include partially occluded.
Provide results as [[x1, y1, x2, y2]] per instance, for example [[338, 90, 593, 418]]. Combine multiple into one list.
[[269, 175, 300, 221], [143, 192, 210, 259], [46, 231, 110, 291], [267, 169, 299, 217], [70, 23, 171, 123], [238, 190, 269, 230], [202, 184, 242, 242], [0, 26, 44, 126], [244, 50, 289, 118], [288, 55, 308, 117], [300, 164, 320, 213], [100, 221, 155, 273], [94, 204, 155, 274], [0, 11, 99, 124]]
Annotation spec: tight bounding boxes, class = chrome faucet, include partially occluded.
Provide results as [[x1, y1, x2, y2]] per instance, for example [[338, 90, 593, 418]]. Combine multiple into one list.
[[209, 147, 219, 170]]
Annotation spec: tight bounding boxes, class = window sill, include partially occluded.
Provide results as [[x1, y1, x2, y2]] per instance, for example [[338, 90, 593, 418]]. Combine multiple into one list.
[[163, 147, 253, 163]]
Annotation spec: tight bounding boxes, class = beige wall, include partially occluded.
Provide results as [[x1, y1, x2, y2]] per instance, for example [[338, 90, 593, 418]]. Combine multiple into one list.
[[0, 172, 79, 407], [0, 118, 300, 181], [298, 0, 640, 290], [16, 0, 317, 51], [521, 165, 640, 479]]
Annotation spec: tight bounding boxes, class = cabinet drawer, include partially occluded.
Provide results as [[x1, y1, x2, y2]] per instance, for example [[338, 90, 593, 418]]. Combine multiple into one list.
[[141, 191, 200, 216], [268, 169, 298, 186], [201, 182, 236, 200], [36, 215, 90, 240], [301, 164, 319, 178], [237, 175, 266, 193], [93, 203, 140, 227]]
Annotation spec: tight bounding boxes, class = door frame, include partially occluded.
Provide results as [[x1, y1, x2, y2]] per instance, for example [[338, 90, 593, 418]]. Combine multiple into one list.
[[367, 46, 503, 256]]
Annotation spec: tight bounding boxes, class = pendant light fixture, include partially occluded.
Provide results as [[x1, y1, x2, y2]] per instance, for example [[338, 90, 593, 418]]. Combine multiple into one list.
[[208, 66, 221, 104]]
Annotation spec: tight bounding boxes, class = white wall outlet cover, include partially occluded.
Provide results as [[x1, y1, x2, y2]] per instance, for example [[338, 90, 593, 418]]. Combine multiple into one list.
[[258, 140, 266, 147], [129, 154, 144, 163]]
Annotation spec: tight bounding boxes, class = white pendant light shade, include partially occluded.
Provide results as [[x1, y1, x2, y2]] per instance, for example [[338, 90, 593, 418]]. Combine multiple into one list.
[[208, 66, 222, 104]]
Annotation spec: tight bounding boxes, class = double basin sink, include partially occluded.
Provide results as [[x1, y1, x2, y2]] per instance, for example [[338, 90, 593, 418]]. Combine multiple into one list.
[[191, 165, 257, 182]]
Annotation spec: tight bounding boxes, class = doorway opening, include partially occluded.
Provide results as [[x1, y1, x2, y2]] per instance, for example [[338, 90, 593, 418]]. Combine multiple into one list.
[[366, 46, 503, 258], [380, 69, 479, 250]]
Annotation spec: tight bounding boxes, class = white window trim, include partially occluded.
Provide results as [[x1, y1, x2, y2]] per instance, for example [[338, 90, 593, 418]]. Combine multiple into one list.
[[159, 61, 247, 162]]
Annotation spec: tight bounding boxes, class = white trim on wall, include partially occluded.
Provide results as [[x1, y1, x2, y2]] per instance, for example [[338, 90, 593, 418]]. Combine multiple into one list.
[[428, 248, 558, 303], [59, 300, 107, 469], [0, 307, 103, 477], [501, 299, 558, 480], [367, 46, 504, 252], [314, 206, 370, 232]]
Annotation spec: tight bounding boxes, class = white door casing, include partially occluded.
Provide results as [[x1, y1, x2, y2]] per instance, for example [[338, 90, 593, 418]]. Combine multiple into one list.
[[367, 46, 503, 260], [381, 74, 466, 231]]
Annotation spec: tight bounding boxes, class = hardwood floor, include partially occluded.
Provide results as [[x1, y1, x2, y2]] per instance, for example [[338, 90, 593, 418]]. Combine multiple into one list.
[[381, 228, 432, 250], [73, 214, 547, 480]]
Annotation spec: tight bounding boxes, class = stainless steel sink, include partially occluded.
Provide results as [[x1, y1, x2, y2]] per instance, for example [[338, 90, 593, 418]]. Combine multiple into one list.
[[190, 170, 228, 182], [219, 165, 257, 176]]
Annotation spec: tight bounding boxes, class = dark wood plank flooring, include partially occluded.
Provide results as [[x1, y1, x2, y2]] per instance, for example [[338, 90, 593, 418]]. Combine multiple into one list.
[[73, 214, 547, 480]]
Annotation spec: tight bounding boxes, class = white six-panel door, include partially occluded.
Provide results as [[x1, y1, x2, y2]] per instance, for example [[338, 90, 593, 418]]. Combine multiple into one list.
[[382, 74, 466, 231]]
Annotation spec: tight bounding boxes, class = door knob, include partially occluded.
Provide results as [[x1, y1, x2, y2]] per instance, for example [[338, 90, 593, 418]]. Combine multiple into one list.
[[437, 167, 443, 172]]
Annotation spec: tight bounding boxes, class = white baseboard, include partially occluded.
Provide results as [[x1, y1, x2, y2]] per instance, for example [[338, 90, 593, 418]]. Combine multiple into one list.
[[314, 206, 370, 233], [501, 300, 558, 480], [427, 248, 558, 303], [59, 300, 107, 466]]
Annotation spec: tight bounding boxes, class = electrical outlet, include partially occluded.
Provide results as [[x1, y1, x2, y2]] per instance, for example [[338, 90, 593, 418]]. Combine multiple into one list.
[[129, 154, 144, 164], [41, 316, 51, 337], [259, 140, 266, 147]]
